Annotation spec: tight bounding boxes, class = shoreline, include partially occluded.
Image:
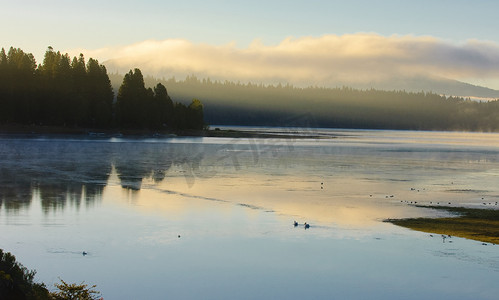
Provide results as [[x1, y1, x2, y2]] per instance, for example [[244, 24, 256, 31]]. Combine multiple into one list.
[[0, 123, 336, 139], [385, 206, 499, 244]]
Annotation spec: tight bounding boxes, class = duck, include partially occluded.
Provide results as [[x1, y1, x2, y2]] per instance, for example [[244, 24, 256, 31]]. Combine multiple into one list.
[[293, 221, 298, 227], [304, 222, 310, 229]]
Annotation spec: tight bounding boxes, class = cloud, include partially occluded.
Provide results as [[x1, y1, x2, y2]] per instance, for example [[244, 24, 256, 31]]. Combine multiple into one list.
[[68, 33, 499, 88]]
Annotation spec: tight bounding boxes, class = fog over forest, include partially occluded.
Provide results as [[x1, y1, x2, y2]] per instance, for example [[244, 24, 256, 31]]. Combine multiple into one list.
[[100, 35, 499, 98], [1, 45, 498, 132], [109, 73, 499, 131]]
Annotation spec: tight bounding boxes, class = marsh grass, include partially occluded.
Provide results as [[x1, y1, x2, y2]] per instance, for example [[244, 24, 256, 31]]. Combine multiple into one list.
[[386, 206, 499, 244]]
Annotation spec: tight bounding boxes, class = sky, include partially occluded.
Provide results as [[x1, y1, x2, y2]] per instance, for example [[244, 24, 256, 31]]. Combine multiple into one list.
[[2, 0, 499, 90]]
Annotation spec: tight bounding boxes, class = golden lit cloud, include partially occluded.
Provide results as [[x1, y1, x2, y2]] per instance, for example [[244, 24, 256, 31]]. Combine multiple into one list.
[[68, 33, 499, 88]]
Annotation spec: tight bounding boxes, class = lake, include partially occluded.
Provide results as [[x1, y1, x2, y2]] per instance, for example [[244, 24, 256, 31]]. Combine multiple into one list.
[[1, 128, 498, 299]]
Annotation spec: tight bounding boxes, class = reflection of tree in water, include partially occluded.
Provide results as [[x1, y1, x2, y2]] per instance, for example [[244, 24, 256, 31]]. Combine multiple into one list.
[[37, 182, 77, 212], [114, 162, 148, 191], [0, 139, 112, 213], [35, 142, 112, 213], [0, 139, 209, 213], [113, 143, 174, 190], [112, 142, 211, 190], [0, 168, 33, 211]]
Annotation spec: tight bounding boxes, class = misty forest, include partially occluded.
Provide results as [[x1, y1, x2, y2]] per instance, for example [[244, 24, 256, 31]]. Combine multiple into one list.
[[1, 46, 499, 132], [135, 75, 499, 131], [0, 47, 205, 131]]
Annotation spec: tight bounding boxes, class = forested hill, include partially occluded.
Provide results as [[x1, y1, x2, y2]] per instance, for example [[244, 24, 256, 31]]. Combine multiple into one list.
[[109, 74, 499, 131]]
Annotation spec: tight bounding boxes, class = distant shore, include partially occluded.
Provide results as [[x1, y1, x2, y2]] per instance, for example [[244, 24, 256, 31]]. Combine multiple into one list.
[[0, 123, 334, 139], [386, 206, 499, 244]]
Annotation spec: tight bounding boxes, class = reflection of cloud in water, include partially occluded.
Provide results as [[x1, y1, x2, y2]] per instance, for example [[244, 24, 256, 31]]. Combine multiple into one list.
[[1, 133, 499, 226], [3, 132, 499, 300], [129, 174, 447, 228]]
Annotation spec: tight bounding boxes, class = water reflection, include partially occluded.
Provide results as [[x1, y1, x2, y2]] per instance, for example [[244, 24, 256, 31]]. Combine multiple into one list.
[[0, 138, 223, 212], [113, 142, 175, 190], [0, 168, 33, 211], [1, 133, 498, 222], [0, 138, 113, 212], [0, 171, 109, 213], [2, 132, 499, 300]]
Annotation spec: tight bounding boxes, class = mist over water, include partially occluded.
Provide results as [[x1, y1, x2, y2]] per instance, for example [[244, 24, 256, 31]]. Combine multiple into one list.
[[1, 129, 498, 299]]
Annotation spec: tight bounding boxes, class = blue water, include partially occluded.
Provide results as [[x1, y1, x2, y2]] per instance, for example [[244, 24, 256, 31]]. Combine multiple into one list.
[[1, 129, 498, 299]]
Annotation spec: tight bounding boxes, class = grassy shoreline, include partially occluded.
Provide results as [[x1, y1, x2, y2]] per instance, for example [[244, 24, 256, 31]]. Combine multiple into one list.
[[385, 206, 499, 244]]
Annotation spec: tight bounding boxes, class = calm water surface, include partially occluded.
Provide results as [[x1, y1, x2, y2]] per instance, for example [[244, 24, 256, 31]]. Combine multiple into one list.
[[1, 129, 498, 299]]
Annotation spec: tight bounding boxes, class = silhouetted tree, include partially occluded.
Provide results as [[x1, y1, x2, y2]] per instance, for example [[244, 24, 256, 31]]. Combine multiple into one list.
[[116, 68, 149, 128], [0, 48, 9, 122], [34, 47, 113, 127], [187, 98, 205, 129], [171, 102, 188, 130], [150, 82, 174, 129], [0, 249, 51, 299], [69, 54, 87, 125], [0, 47, 37, 123], [1, 46, 209, 131], [116, 69, 194, 130], [85, 58, 113, 127]]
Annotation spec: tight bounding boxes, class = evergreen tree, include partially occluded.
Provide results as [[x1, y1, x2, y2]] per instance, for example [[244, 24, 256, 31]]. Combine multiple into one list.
[[0, 47, 37, 123], [171, 102, 188, 130], [37, 47, 67, 124], [151, 82, 174, 129], [56, 53, 74, 125], [86, 58, 113, 127], [187, 98, 205, 129], [0, 48, 8, 121], [0, 48, 7, 66], [69, 54, 87, 125], [1, 46, 115, 128], [116, 68, 149, 128]]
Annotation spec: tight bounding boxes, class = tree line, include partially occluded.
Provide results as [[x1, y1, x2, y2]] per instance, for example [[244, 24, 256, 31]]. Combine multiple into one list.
[[0, 47, 205, 130], [132, 75, 499, 132], [3, 45, 498, 132]]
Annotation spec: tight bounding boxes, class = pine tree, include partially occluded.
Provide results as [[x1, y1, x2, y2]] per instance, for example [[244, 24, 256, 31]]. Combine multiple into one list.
[[116, 68, 149, 128], [152, 82, 174, 129], [86, 58, 113, 127], [187, 98, 205, 129]]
